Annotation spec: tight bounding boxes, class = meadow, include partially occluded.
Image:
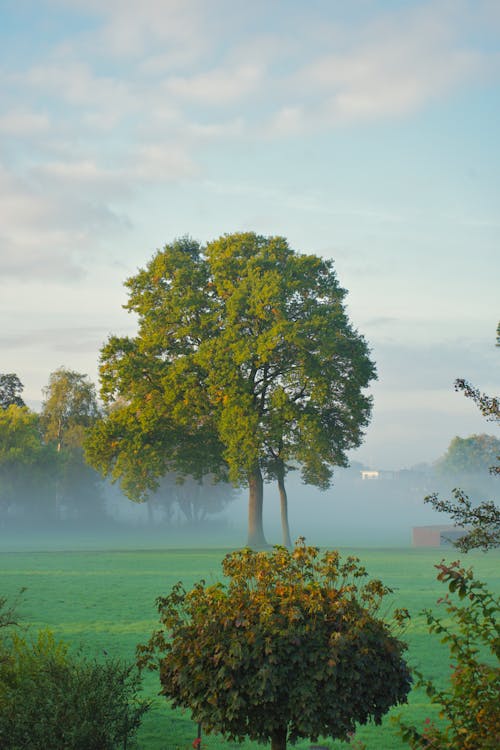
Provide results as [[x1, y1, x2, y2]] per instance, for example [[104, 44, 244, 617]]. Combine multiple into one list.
[[1, 533, 499, 750]]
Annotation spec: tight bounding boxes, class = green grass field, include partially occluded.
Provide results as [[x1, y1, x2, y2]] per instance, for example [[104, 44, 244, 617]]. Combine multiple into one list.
[[1, 535, 499, 750]]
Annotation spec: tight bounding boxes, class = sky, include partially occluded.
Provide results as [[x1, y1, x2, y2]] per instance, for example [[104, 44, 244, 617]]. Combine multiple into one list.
[[1, 0, 499, 470]]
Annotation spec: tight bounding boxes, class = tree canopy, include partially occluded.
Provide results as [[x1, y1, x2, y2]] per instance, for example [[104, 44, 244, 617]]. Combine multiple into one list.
[[137, 540, 411, 750], [0, 405, 56, 517], [0, 374, 25, 410], [87, 233, 376, 546], [436, 433, 500, 476], [41, 368, 100, 452], [40, 368, 104, 521]]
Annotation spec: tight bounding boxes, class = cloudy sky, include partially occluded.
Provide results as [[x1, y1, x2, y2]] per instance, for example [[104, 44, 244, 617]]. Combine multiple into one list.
[[1, 0, 498, 469]]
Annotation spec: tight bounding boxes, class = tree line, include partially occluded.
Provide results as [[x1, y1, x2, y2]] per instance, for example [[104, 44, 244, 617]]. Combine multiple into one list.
[[0, 369, 234, 526], [0, 370, 103, 523]]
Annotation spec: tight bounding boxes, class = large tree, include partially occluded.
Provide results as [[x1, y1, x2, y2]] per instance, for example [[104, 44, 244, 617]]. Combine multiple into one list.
[[87, 233, 376, 546]]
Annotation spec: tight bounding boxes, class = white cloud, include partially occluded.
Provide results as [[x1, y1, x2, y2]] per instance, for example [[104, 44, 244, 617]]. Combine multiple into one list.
[[129, 144, 199, 181], [49, 0, 209, 63], [0, 325, 117, 354], [1, 1, 498, 279], [0, 110, 51, 135], [6, 0, 497, 155], [166, 64, 264, 104], [20, 61, 135, 112], [36, 159, 121, 185], [0, 239, 85, 280], [185, 117, 245, 140], [268, 2, 493, 133], [0, 161, 128, 281]]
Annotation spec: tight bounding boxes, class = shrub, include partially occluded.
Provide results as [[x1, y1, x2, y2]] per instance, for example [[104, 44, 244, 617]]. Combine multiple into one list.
[[138, 539, 411, 750], [0, 598, 150, 750], [396, 560, 500, 749]]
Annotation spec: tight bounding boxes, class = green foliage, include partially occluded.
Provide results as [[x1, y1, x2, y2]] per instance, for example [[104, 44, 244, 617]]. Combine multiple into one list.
[[436, 433, 500, 477], [0, 599, 150, 750], [426, 489, 500, 552], [406, 333, 500, 745], [0, 374, 25, 410], [0, 591, 23, 632], [0, 405, 57, 516], [41, 367, 100, 451], [396, 561, 500, 750], [41, 368, 105, 520], [137, 539, 411, 750], [427, 369, 499, 551], [87, 233, 376, 545]]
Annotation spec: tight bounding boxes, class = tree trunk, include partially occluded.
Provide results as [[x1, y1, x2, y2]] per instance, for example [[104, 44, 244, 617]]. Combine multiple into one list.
[[271, 726, 287, 750], [247, 464, 268, 548], [277, 465, 292, 548]]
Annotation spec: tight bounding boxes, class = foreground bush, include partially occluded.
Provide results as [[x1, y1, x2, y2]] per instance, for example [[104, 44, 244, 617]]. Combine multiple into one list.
[[138, 539, 412, 750], [396, 561, 500, 750], [0, 617, 149, 750]]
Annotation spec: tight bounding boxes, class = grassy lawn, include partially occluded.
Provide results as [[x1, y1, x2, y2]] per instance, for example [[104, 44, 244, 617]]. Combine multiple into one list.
[[1, 534, 498, 750]]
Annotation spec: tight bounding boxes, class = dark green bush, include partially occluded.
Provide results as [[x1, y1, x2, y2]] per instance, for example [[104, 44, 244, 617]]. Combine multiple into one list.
[[0, 608, 149, 750]]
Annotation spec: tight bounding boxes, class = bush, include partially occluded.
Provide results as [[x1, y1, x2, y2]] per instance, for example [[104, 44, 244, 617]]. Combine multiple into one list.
[[0, 600, 149, 750], [138, 539, 411, 750], [396, 560, 500, 749]]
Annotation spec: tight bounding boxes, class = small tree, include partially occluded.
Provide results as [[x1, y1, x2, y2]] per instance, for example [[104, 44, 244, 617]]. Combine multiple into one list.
[[137, 539, 411, 750]]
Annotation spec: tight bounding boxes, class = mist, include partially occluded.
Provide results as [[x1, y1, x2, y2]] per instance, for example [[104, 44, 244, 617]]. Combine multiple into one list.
[[226, 469, 451, 548], [3, 458, 495, 552]]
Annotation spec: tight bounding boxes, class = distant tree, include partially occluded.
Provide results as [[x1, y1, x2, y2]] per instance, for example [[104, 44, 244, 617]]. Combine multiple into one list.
[[87, 233, 376, 547], [41, 368, 100, 452], [138, 539, 411, 750], [435, 433, 500, 476], [0, 374, 25, 410], [425, 330, 499, 551], [0, 405, 56, 518], [41, 368, 103, 520], [152, 474, 236, 525]]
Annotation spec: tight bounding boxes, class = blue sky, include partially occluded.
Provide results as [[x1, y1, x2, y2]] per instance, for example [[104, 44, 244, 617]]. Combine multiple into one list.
[[1, 0, 498, 469]]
